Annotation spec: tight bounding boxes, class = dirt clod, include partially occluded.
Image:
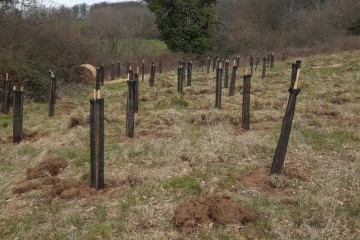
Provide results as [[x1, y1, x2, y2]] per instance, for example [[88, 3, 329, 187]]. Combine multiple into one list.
[[69, 116, 88, 128], [13, 181, 41, 194], [26, 158, 68, 180], [51, 179, 96, 200], [173, 196, 257, 234]]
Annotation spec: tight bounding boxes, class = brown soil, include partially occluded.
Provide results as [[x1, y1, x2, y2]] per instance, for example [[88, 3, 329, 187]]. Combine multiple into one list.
[[237, 166, 309, 193], [49, 179, 97, 200], [12, 181, 41, 194], [69, 115, 89, 128], [26, 158, 68, 180], [121, 175, 143, 187], [173, 195, 258, 234], [282, 167, 309, 181], [23, 131, 47, 142], [58, 102, 75, 115], [13, 158, 126, 202], [238, 167, 274, 192], [1, 131, 47, 144]]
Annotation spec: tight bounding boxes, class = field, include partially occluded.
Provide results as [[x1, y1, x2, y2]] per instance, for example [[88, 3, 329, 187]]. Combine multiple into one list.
[[0, 51, 359, 239]]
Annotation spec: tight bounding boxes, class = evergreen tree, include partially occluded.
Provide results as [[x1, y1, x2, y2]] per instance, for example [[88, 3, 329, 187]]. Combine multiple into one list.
[[144, 0, 217, 54]]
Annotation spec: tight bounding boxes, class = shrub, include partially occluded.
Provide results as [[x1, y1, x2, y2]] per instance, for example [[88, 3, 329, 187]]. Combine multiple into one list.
[[22, 68, 49, 103]]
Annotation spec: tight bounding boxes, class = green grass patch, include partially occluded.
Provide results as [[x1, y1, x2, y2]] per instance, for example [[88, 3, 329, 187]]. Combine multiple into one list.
[[0, 219, 18, 237], [164, 175, 202, 195], [301, 129, 327, 150], [17, 145, 41, 158], [0, 113, 12, 122], [83, 223, 112, 240], [67, 213, 84, 229], [56, 147, 89, 166], [154, 93, 188, 109]]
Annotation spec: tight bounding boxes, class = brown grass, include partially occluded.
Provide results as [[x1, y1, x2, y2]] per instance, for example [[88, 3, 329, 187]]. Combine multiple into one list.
[[0, 50, 359, 239]]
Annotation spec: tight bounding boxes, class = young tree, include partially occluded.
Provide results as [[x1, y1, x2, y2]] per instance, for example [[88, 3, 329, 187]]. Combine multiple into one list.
[[144, 0, 217, 54]]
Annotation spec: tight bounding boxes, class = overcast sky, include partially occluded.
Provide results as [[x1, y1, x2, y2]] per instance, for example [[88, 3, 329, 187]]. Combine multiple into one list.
[[48, 0, 138, 7]]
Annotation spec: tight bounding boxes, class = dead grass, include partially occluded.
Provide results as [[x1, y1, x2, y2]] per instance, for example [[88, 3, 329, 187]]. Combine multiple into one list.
[[0, 50, 359, 239]]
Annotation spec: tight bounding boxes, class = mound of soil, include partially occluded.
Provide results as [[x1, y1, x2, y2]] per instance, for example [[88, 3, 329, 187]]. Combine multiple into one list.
[[23, 131, 47, 142], [49, 179, 97, 200], [69, 114, 89, 128], [26, 158, 68, 180], [237, 166, 309, 195], [13, 181, 41, 194], [173, 195, 257, 234], [13, 157, 115, 201]]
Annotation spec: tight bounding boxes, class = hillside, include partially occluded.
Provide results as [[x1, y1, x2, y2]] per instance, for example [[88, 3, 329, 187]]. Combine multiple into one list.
[[0, 51, 359, 239]]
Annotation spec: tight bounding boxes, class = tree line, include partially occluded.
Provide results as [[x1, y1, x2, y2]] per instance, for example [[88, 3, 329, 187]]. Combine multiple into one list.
[[0, 0, 359, 101]]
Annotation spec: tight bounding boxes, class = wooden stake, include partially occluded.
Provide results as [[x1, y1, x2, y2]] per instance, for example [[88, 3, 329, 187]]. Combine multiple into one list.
[[293, 69, 301, 89]]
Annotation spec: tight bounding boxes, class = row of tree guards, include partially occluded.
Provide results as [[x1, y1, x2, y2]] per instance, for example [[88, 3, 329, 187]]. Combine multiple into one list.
[[87, 54, 299, 189], [1, 52, 298, 190], [1, 71, 57, 143], [97, 51, 281, 83]]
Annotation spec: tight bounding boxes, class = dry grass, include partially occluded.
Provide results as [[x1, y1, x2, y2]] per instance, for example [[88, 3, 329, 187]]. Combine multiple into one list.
[[0, 51, 359, 239]]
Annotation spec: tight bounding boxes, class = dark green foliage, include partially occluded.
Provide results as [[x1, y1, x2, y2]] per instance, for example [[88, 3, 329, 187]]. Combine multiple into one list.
[[347, 15, 360, 35], [145, 0, 217, 54], [22, 69, 49, 103]]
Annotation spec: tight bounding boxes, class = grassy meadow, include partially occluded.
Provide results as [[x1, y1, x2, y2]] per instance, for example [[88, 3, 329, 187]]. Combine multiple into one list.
[[0, 51, 359, 239]]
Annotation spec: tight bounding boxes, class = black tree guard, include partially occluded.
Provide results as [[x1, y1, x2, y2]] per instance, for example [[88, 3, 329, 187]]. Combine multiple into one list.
[[49, 72, 57, 117], [224, 59, 229, 88], [126, 80, 136, 137], [134, 70, 139, 113], [262, 57, 267, 79], [270, 88, 301, 175], [215, 66, 223, 109], [270, 61, 302, 175], [141, 60, 145, 83], [2, 74, 10, 114], [187, 60, 192, 87], [90, 94, 105, 190], [177, 65, 183, 94], [13, 88, 24, 143], [242, 74, 251, 130], [229, 64, 237, 96]]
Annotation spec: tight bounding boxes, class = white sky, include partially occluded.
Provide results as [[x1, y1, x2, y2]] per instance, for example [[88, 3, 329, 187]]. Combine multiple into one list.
[[46, 0, 138, 7]]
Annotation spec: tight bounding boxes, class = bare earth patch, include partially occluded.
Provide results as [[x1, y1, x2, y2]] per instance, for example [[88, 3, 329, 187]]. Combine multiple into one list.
[[26, 158, 68, 180], [173, 195, 257, 234], [12, 181, 42, 194], [13, 158, 130, 202], [49, 179, 97, 200], [237, 166, 309, 193]]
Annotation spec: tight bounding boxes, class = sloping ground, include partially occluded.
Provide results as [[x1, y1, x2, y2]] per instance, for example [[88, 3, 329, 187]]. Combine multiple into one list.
[[0, 51, 359, 239]]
